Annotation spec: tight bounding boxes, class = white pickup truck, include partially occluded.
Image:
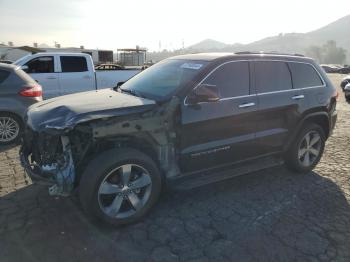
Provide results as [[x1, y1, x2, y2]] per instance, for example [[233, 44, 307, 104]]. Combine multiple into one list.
[[13, 53, 140, 99]]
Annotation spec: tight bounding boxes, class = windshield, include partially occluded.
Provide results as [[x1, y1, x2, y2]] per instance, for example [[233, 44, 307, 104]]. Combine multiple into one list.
[[120, 59, 209, 100], [13, 54, 32, 65]]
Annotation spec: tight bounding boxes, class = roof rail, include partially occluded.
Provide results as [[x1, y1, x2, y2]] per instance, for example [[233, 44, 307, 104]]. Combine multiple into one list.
[[235, 51, 304, 57]]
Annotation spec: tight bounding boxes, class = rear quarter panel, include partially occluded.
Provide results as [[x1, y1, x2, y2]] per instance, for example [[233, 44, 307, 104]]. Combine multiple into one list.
[[287, 62, 337, 146], [301, 63, 336, 117]]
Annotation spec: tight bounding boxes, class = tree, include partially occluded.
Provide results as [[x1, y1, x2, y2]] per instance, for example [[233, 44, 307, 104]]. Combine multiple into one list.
[[305, 41, 347, 64], [322, 40, 346, 64], [305, 46, 323, 63]]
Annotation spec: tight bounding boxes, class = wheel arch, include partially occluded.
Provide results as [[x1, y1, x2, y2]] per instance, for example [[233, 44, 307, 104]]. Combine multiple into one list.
[[108, 134, 160, 165], [0, 110, 24, 125], [284, 112, 330, 151], [75, 133, 161, 183]]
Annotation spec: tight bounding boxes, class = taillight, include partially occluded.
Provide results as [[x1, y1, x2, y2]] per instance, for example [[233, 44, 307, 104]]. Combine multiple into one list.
[[19, 84, 42, 97]]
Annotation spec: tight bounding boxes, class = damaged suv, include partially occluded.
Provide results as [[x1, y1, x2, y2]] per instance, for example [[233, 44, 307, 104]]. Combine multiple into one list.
[[21, 52, 337, 226]]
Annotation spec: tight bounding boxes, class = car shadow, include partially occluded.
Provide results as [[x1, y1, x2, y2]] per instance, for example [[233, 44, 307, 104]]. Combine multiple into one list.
[[0, 143, 19, 153], [1, 166, 350, 261]]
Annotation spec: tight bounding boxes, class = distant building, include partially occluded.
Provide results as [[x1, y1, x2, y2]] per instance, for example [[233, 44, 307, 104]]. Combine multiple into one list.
[[117, 47, 147, 66], [0, 45, 44, 61], [43, 47, 113, 64], [0, 45, 113, 64]]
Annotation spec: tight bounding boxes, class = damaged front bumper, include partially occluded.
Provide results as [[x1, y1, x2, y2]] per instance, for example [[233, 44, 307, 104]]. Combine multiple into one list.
[[20, 135, 76, 197], [20, 149, 53, 185]]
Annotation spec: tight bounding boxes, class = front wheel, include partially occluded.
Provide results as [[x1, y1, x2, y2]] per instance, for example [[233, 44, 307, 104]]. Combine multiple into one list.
[[79, 148, 162, 226], [285, 124, 326, 173]]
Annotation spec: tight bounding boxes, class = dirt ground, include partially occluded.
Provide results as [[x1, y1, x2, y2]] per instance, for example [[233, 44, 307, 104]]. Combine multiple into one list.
[[0, 74, 349, 262]]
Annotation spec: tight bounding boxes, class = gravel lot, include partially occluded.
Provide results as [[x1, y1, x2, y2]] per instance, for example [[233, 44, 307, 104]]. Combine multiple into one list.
[[0, 74, 349, 262]]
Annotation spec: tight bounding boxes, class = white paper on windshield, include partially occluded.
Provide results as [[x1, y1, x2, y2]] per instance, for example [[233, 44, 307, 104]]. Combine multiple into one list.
[[180, 63, 203, 70]]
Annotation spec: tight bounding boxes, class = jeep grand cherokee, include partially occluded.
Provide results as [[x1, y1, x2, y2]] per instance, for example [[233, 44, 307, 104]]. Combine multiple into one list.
[[20, 52, 338, 226]]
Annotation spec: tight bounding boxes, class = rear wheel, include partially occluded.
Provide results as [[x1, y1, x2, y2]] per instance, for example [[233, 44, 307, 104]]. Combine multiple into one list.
[[285, 124, 325, 173], [79, 148, 162, 226], [0, 113, 22, 145]]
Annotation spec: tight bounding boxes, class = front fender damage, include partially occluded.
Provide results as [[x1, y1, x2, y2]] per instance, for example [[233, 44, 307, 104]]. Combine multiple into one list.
[[22, 97, 181, 196], [90, 97, 180, 178]]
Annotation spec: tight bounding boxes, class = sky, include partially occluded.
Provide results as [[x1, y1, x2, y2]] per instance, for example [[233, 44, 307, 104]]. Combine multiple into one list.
[[0, 0, 349, 51]]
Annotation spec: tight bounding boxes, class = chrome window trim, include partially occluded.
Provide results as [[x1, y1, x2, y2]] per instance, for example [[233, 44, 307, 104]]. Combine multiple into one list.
[[183, 59, 326, 106], [257, 85, 325, 96], [219, 94, 256, 101]]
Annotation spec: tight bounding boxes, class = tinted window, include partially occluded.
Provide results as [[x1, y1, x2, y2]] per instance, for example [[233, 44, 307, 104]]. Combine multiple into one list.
[[288, 62, 323, 88], [60, 56, 88, 72], [25, 56, 54, 73], [0, 70, 10, 84], [255, 61, 292, 93], [202, 61, 249, 97]]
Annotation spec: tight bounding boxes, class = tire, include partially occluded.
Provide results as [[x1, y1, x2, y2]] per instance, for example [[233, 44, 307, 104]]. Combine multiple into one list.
[[0, 112, 23, 145], [285, 123, 326, 173], [345, 94, 350, 102], [79, 148, 162, 226]]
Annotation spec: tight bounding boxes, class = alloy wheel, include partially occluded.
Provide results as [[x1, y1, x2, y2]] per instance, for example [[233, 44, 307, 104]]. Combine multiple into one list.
[[98, 164, 152, 219], [0, 116, 20, 143], [298, 131, 322, 167]]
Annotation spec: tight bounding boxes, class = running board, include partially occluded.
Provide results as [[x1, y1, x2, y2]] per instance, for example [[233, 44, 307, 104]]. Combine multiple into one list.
[[169, 156, 284, 190]]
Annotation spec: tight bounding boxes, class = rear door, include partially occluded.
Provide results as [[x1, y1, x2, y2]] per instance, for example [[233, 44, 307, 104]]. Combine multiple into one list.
[[24, 55, 60, 99], [253, 60, 306, 155], [58, 55, 95, 95], [180, 61, 258, 172]]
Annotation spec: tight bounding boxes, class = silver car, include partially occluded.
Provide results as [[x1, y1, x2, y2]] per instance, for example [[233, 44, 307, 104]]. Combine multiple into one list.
[[0, 63, 42, 144]]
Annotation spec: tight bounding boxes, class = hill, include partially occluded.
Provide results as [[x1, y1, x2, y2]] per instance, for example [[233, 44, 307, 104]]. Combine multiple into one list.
[[147, 15, 350, 63], [186, 15, 350, 63], [187, 39, 230, 51], [240, 15, 350, 55]]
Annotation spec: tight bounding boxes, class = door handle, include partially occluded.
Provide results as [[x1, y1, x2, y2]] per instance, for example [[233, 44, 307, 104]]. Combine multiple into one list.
[[46, 76, 57, 80], [239, 102, 255, 108], [83, 75, 91, 79], [292, 95, 304, 100]]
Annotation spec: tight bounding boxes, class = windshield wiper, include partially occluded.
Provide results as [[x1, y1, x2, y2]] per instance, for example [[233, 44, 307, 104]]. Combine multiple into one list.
[[119, 88, 144, 98]]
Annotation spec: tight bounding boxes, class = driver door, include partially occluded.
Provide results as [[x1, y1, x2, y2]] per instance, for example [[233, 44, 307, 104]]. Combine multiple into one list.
[[179, 61, 258, 173]]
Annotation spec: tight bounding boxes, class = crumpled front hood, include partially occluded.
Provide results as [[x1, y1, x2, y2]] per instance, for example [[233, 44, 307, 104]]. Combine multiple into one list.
[[27, 89, 156, 132]]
